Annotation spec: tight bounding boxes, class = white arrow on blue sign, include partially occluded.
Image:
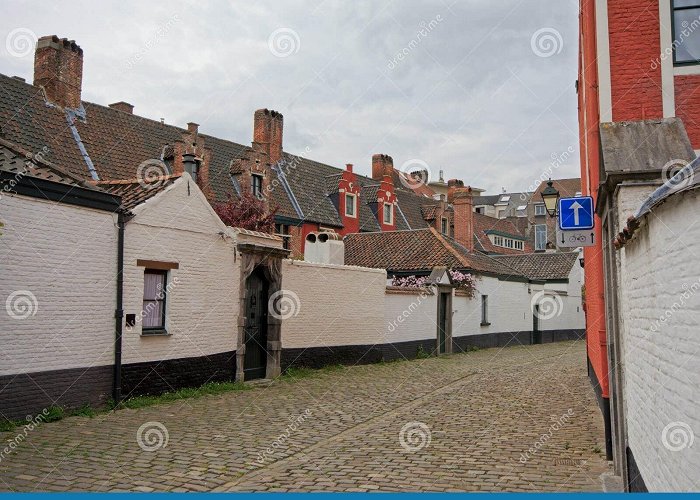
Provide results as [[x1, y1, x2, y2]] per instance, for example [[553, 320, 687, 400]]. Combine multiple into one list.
[[558, 196, 594, 230]]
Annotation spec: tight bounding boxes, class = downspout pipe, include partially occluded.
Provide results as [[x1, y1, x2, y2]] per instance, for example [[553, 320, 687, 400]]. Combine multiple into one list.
[[113, 209, 126, 405]]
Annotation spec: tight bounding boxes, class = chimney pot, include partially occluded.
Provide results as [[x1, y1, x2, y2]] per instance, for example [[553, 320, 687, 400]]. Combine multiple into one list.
[[346, 163, 353, 173], [108, 101, 134, 114], [182, 153, 198, 179], [34, 34, 84, 109], [372, 153, 394, 180], [187, 122, 199, 134]]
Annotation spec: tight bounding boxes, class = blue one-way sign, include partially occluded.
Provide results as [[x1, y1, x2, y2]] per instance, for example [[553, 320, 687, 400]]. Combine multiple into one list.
[[558, 196, 594, 230]]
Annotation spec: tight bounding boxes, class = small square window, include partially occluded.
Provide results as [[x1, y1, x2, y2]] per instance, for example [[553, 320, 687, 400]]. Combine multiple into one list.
[[535, 204, 546, 216], [672, 1, 700, 65]]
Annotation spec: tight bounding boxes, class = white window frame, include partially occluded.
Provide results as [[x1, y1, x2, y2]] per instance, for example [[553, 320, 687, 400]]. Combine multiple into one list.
[[383, 202, 393, 225], [481, 294, 489, 325], [251, 174, 263, 198], [345, 193, 357, 218], [534, 203, 546, 216], [535, 224, 547, 251]]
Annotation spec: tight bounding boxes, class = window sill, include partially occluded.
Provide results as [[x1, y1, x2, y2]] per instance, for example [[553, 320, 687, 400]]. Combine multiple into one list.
[[141, 329, 170, 337], [480, 322, 491, 327]]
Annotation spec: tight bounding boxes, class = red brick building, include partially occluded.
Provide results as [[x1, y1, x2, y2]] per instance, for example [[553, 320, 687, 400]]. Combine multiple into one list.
[[578, 0, 700, 472]]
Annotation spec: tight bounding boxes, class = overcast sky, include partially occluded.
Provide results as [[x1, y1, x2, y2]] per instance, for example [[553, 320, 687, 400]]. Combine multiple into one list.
[[1, 0, 579, 194]]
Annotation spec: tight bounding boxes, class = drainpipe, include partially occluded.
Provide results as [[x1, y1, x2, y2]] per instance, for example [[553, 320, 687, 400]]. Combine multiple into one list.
[[113, 209, 126, 405]]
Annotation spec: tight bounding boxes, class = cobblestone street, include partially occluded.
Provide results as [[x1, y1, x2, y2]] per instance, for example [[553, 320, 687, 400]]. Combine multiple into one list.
[[0, 341, 610, 492]]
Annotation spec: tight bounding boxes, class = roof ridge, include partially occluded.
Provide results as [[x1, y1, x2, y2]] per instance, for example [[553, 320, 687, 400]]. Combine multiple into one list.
[[93, 173, 182, 185], [430, 227, 471, 269]]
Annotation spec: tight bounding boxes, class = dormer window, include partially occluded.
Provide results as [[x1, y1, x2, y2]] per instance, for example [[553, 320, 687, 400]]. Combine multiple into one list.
[[383, 202, 393, 225], [345, 193, 357, 217], [251, 174, 263, 199]]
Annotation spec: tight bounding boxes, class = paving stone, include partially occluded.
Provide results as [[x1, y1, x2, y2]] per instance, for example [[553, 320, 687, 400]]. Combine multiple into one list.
[[0, 341, 609, 492]]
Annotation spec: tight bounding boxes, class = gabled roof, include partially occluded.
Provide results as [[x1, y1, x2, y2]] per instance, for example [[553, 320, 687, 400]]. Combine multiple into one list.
[[0, 139, 89, 187], [493, 252, 579, 281], [533, 178, 581, 199], [95, 175, 181, 210], [0, 73, 442, 232], [344, 227, 521, 277], [473, 212, 533, 255]]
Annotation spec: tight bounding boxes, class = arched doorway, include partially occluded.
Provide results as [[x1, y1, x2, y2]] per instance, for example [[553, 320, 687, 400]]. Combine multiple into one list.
[[244, 267, 269, 380]]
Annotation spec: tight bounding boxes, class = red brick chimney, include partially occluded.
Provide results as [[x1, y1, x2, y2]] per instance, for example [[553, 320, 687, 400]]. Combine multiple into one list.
[[109, 101, 134, 114], [253, 108, 283, 164], [33, 35, 83, 109], [372, 154, 394, 180], [447, 178, 464, 203], [452, 186, 474, 251]]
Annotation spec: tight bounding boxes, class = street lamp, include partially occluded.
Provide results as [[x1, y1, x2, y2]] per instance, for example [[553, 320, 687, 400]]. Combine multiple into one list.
[[540, 179, 560, 218]]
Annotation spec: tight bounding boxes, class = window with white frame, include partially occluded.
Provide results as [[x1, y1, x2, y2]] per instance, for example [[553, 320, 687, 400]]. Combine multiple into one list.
[[490, 234, 524, 251], [534, 203, 546, 216], [142, 270, 167, 332], [251, 174, 263, 198], [481, 294, 489, 325], [345, 193, 356, 217], [441, 217, 448, 235], [672, 1, 700, 65], [535, 224, 547, 251], [383, 203, 393, 224]]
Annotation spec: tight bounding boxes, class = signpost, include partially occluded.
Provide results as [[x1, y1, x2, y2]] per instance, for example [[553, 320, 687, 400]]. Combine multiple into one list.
[[558, 196, 594, 230], [557, 196, 595, 247], [556, 227, 594, 248]]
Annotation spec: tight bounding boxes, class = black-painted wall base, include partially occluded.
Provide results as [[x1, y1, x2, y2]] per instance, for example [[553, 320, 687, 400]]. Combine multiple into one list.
[[588, 357, 613, 461], [0, 365, 112, 420], [121, 350, 237, 398], [626, 446, 648, 492], [282, 329, 585, 371]]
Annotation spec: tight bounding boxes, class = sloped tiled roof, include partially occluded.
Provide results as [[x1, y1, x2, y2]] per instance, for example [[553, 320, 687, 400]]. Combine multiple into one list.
[[0, 140, 88, 187], [493, 252, 579, 280], [95, 175, 180, 210], [344, 227, 522, 277], [533, 178, 581, 199], [473, 212, 533, 255]]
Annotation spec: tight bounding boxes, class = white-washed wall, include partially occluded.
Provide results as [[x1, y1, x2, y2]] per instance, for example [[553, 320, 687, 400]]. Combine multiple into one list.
[[0, 194, 117, 374], [384, 288, 438, 344], [452, 276, 531, 336], [280, 260, 386, 348], [618, 187, 700, 491], [121, 176, 238, 364]]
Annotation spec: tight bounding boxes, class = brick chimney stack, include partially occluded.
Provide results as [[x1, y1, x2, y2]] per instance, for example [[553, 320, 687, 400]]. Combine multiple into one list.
[[452, 186, 474, 251], [372, 154, 394, 180], [33, 35, 83, 110], [253, 108, 284, 164], [447, 178, 464, 203]]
